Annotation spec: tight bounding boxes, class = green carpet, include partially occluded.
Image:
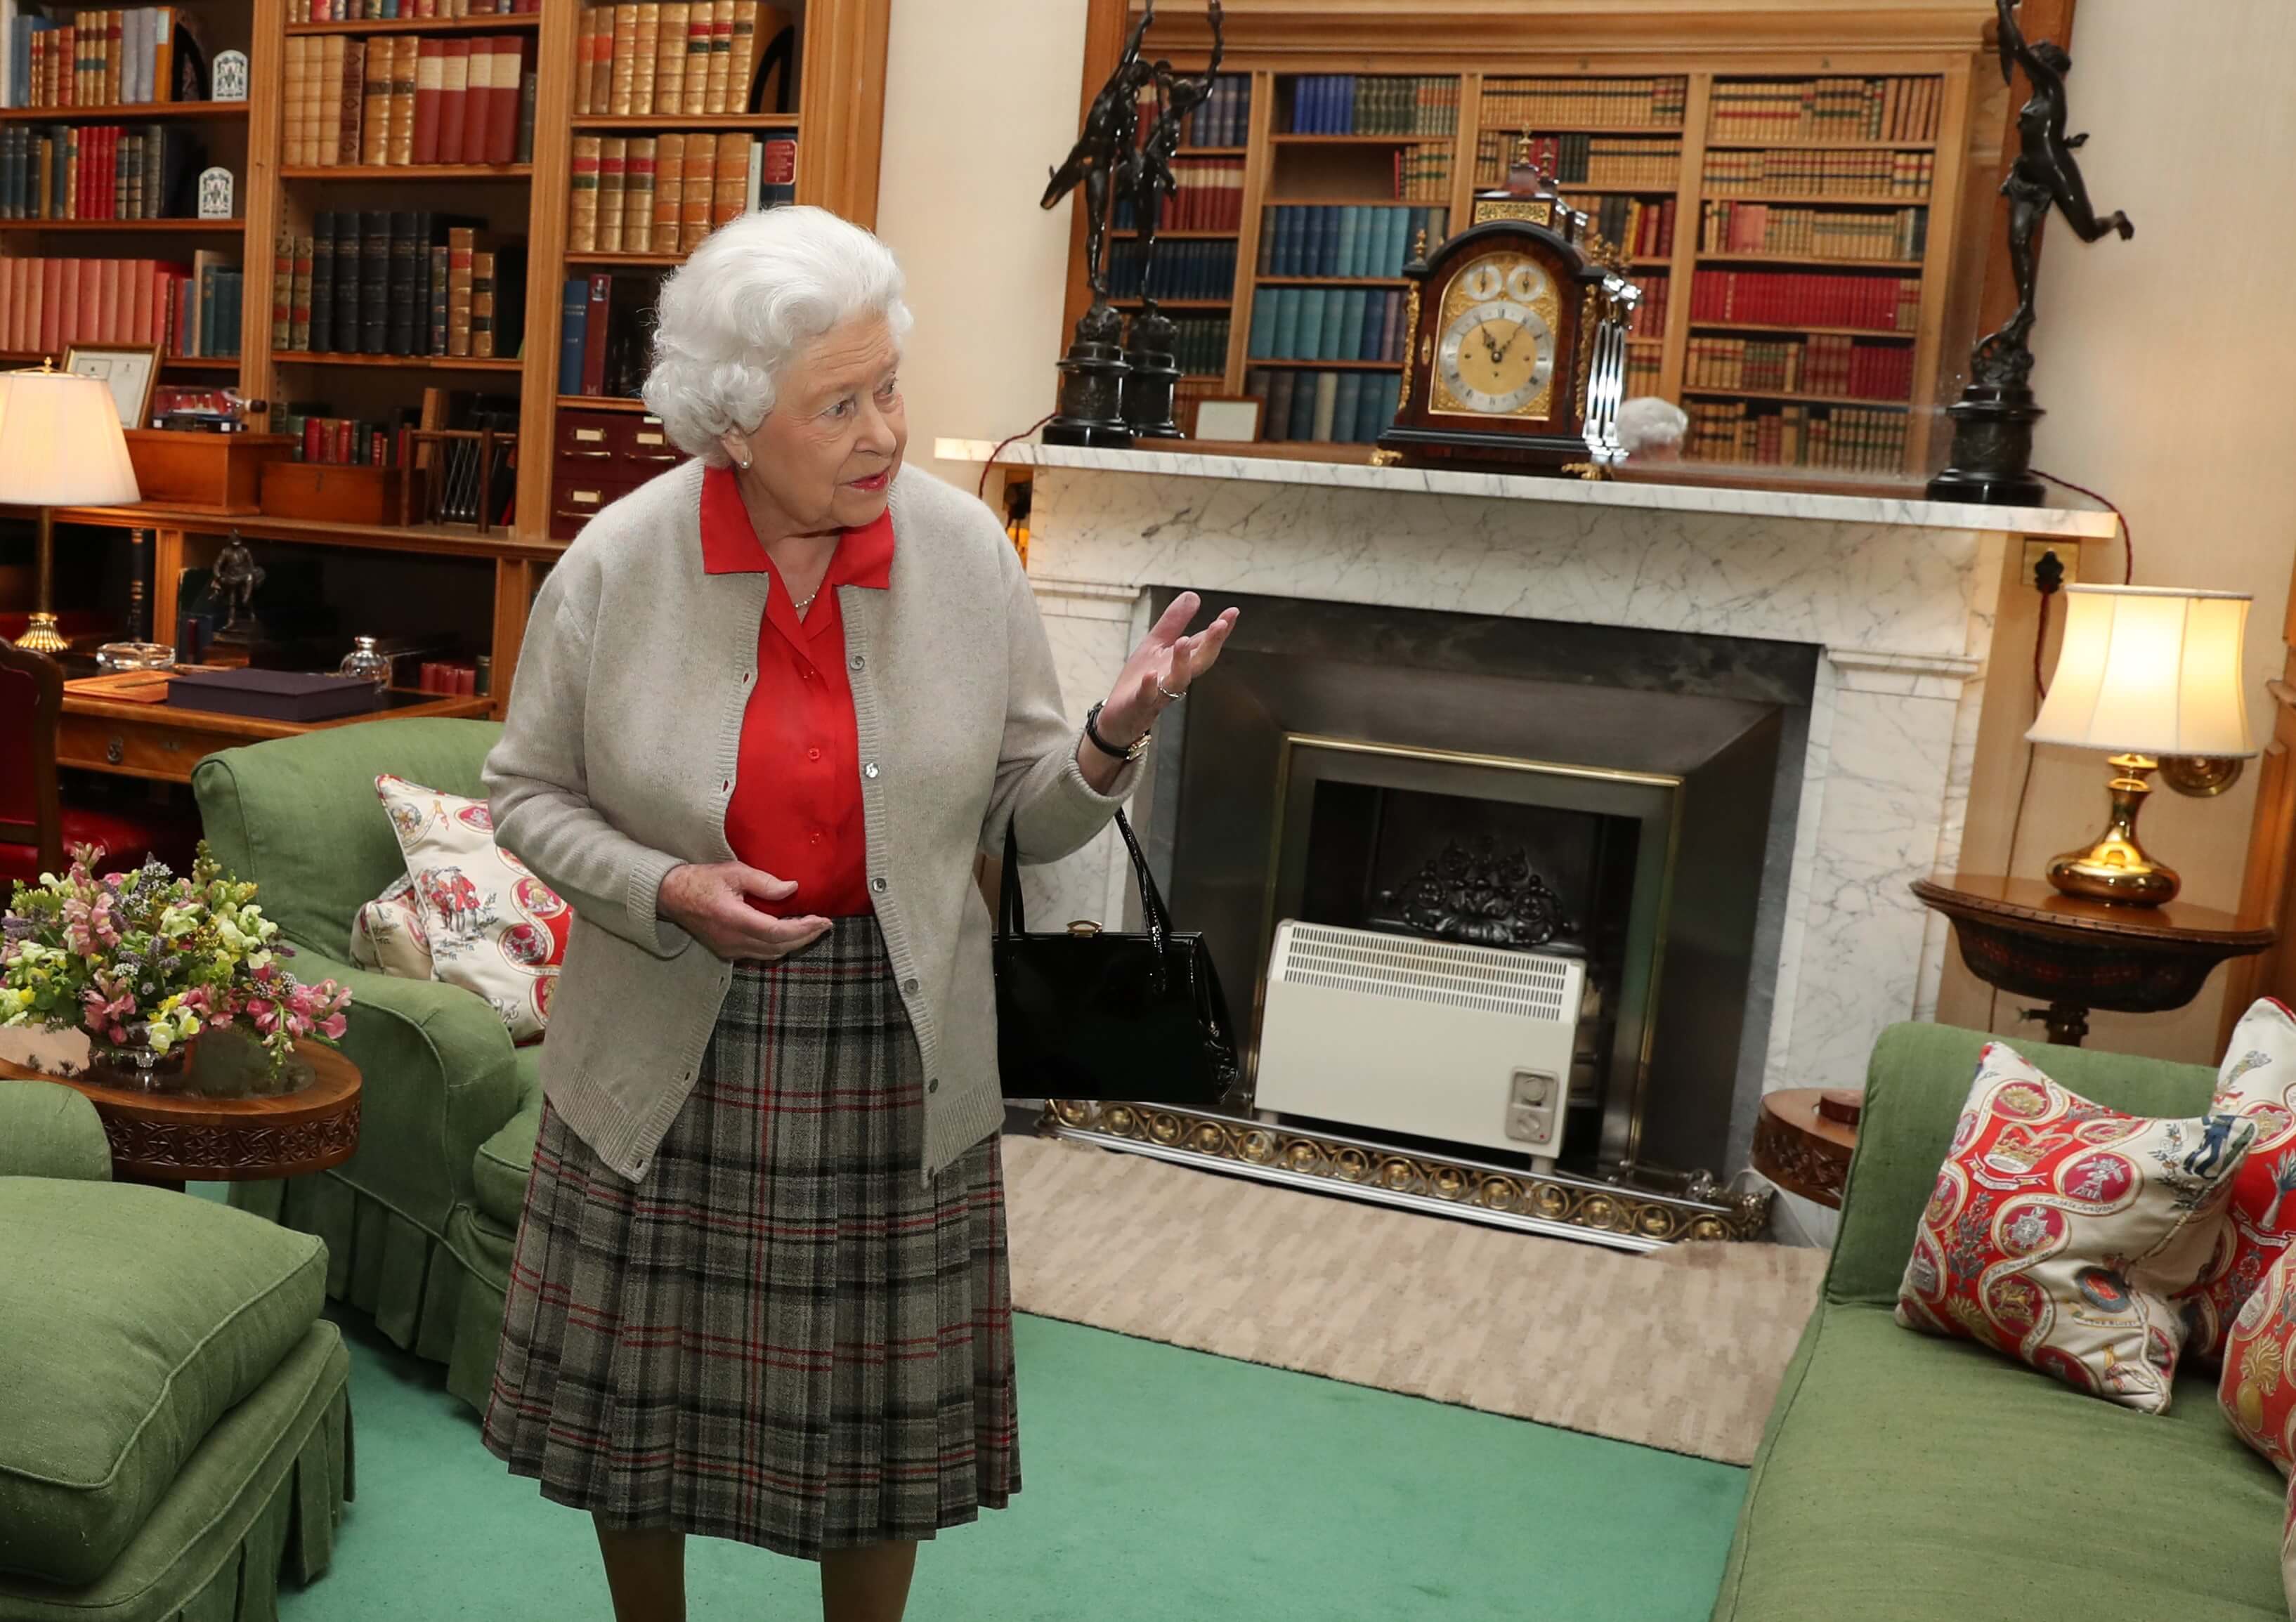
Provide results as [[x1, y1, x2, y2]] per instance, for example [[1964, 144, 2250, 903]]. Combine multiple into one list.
[[268, 1304, 1744, 1621]]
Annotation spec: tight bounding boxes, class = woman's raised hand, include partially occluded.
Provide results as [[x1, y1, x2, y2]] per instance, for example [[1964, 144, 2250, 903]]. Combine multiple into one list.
[[1099, 591, 1239, 745], [659, 862, 833, 962]]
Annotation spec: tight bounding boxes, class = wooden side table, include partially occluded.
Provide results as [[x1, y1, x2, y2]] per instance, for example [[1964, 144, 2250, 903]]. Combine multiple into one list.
[[1751, 1088, 1863, 1208], [1912, 873, 2276, 1045], [0, 1040, 362, 1190]]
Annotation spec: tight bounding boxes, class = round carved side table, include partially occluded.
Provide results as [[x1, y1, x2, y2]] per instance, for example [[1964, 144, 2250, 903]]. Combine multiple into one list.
[[1750, 1087, 1862, 1209], [0, 1039, 362, 1190]]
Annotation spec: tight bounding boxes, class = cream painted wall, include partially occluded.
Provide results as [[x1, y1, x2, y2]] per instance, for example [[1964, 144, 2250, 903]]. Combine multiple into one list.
[[873, 0, 1087, 495], [1943, 0, 2296, 1060], [873, 0, 2296, 1066]]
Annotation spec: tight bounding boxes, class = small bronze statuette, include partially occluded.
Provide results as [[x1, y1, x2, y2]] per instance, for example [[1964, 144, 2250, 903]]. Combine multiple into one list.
[[210, 530, 266, 646], [1119, 4, 1225, 439], [1929, 0, 2133, 506]]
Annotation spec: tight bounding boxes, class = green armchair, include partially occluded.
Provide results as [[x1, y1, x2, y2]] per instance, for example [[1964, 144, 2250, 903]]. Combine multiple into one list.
[[195, 717, 540, 1412]]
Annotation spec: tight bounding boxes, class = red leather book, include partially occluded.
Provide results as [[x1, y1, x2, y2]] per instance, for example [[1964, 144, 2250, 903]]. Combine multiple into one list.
[[581, 274, 611, 395], [127, 259, 150, 343], [437, 40, 471, 166], [303, 419, 325, 462], [457, 37, 491, 164], [333, 419, 356, 465], [485, 38, 523, 166], [412, 39, 445, 165]]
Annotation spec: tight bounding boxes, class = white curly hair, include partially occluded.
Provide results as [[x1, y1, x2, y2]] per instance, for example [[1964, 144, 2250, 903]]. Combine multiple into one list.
[[641, 206, 915, 466]]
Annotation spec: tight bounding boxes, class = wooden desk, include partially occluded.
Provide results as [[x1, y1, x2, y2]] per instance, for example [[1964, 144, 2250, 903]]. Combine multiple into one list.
[[1912, 873, 2276, 1045], [60, 688, 496, 783]]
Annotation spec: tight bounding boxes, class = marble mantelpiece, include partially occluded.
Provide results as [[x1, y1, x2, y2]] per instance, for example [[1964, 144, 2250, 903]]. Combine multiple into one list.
[[940, 439, 2119, 1196]]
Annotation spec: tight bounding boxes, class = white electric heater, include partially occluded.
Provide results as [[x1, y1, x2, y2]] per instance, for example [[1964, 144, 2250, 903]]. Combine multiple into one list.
[[1253, 920, 1586, 1162]]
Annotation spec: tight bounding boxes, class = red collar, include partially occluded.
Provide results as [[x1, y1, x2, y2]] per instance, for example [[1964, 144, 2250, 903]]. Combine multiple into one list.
[[698, 463, 896, 587]]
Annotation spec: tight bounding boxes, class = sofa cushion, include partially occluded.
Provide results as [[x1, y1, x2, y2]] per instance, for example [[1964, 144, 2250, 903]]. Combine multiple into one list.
[[472, 1094, 540, 1230], [2186, 998, 2296, 1359], [1718, 1302, 2286, 1622], [1894, 1041, 2250, 1413], [349, 873, 436, 982], [2223, 1241, 2296, 1473], [0, 1179, 327, 1585]]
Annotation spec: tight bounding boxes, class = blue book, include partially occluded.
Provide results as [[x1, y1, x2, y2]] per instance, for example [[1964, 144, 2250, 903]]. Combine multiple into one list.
[[1335, 208, 1360, 284], [1291, 289, 1320, 358], [1290, 373, 1319, 440], [1359, 373, 1397, 443], [1334, 372, 1364, 441], [1315, 289, 1345, 360], [1292, 77, 1312, 133], [1274, 289, 1302, 359], [1359, 288, 1387, 360], [1315, 208, 1338, 276], [1247, 286, 1278, 358], [559, 278, 589, 386], [1337, 75, 1356, 134], [1277, 206, 1300, 276]]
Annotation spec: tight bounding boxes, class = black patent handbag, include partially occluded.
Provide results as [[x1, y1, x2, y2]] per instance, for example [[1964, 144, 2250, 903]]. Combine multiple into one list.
[[993, 809, 1240, 1105]]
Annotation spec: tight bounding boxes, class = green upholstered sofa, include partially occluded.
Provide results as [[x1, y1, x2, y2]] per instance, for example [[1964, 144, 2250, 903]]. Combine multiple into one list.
[[193, 717, 537, 1413], [1714, 1023, 2288, 1622], [0, 1080, 353, 1620]]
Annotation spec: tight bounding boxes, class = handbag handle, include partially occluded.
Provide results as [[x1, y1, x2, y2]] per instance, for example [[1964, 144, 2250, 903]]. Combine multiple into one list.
[[1001, 807, 1173, 953]]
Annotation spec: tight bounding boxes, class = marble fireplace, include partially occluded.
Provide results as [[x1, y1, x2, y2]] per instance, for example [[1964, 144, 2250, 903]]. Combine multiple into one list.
[[941, 440, 2119, 1246]]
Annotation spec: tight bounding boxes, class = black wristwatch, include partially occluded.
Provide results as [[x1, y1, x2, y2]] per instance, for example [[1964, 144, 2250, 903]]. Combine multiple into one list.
[[1083, 701, 1152, 763]]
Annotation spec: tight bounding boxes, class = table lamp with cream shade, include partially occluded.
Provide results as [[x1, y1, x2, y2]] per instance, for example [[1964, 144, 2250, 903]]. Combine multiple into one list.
[[2026, 584, 2257, 906], [0, 365, 141, 656]]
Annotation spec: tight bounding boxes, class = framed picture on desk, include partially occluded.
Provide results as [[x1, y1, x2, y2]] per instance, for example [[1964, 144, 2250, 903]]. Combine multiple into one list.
[[64, 344, 162, 430]]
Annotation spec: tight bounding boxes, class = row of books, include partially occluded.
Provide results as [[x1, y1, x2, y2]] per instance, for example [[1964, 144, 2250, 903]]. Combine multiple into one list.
[[1624, 348, 1659, 395], [281, 412, 412, 466], [572, 3, 784, 119], [1284, 75, 1457, 136], [412, 660, 486, 696], [1111, 157, 1244, 232], [0, 250, 240, 358], [277, 213, 523, 358], [1244, 367, 1401, 445], [1248, 285, 1410, 365], [1707, 77, 1942, 145], [1627, 272, 1669, 339], [1683, 399, 1910, 472], [1702, 150, 1933, 197], [0, 123, 202, 219], [1700, 202, 1927, 261], [7, 6, 189, 109], [1108, 237, 1233, 301], [1589, 195, 1674, 258], [1392, 142, 1450, 202], [567, 132, 795, 256], [1682, 334, 1916, 401], [1689, 270, 1921, 332], [1480, 77, 1688, 131], [1142, 74, 1249, 150], [557, 273, 648, 397], [290, 3, 540, 18], [1137, 313, 1228, 377], [283, 34, 533, 169], [1255, 204, 1447, 280], [1473, 131, 1679, 190]]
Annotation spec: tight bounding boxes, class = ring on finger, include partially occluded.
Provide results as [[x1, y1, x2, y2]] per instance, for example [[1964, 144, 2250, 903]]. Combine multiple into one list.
[[1156, 680, 1186, 702]]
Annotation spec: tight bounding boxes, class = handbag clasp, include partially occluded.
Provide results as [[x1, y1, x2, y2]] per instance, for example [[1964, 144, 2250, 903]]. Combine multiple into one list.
[[1066, 920, 1103, 937]]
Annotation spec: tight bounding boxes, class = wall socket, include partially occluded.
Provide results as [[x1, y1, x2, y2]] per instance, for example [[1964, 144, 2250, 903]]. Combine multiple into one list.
[[2021, 539, 2079, 589]]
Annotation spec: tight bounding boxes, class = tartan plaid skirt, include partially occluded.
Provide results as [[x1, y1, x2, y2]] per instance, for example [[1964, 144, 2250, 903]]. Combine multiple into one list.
[[480, 917, 1021, 1559]]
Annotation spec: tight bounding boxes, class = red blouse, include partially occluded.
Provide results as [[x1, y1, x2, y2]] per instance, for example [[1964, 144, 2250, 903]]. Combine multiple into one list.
[[699, 464, 895, 918]]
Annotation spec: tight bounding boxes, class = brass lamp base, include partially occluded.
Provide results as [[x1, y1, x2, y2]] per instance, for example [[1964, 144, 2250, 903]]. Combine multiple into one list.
[[2045, 753, 2179, 906], [16, 610, 66, 656]]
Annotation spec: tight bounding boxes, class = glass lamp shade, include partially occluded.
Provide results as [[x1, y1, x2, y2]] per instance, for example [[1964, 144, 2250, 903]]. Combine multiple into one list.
[[2026, 585, 2255, 760], [0, 370, 142, 506]]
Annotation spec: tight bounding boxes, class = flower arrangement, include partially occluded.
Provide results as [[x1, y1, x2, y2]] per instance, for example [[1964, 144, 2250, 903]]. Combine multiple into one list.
[[1, 843, 351, 1077]]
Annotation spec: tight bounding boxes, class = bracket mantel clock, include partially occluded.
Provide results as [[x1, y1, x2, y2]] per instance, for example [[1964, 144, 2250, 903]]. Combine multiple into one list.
[[1378, 148, 1641, 476]]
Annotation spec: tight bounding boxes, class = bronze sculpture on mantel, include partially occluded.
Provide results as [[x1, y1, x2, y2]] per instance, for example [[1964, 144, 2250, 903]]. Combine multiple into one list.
[[1929, 0, 2133, 506], [1039, 4, 1161, 447], [1119, 2, 1226, 439]]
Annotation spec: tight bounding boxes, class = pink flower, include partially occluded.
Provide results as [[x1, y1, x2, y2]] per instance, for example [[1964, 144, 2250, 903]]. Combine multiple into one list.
[[320, 1013, 348, 1041]]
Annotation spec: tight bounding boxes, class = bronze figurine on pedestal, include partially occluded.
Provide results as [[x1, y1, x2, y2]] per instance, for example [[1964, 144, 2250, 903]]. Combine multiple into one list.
[[1120, 3, 1225, 439], [1039, 5, 1161, 447], [1929, 0, 2132, 506]]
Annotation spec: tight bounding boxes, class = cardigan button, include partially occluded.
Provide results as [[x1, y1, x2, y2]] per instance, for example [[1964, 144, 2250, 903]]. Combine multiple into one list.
[[927, 1077, 939, 1094], [871, 876, 889, 894], [902, 976, 918, 994], [863, 761, 880, 780], [849, 653, 866, 671]]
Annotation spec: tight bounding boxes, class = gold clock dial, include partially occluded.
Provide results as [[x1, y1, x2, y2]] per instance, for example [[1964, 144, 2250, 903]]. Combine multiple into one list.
[[1436, 301, 1555, 414]]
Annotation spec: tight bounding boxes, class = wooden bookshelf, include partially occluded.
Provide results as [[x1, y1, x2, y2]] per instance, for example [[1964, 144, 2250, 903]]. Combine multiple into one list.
[[4, 0, 890, 714], [1068, 6, 1993, 476]]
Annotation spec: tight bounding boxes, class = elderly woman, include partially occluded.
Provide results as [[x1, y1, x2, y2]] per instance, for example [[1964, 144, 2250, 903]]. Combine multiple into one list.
[[480, 206, 1236, 1622]]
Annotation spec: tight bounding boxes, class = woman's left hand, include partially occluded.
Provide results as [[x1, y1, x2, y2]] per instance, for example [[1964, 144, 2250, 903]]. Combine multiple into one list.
[[1098, 592, 1239, 747]]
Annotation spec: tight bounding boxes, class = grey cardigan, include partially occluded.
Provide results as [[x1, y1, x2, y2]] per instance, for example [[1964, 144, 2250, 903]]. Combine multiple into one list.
[[484, 459, 1136, 1184]]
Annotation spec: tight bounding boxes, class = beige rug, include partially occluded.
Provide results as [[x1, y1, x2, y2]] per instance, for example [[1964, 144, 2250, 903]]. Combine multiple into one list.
[[1002, 1134, 1828, 1466]]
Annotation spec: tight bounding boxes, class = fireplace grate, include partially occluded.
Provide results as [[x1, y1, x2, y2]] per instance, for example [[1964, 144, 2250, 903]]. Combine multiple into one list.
[[1272, 922, 1578, 1021]]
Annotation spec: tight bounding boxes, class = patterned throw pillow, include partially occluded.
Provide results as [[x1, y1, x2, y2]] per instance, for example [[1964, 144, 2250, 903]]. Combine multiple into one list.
[[1896, 1041, 2253, 1414], [372, 773, 573, 1042], [2221, 1243, 2296, 1473], [2181, 1000, 2296, 1360], [348, 875, 434, 981]]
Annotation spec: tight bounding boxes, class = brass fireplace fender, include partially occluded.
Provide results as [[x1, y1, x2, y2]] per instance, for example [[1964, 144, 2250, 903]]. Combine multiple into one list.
[[1038, 1099, 1773, 1251]]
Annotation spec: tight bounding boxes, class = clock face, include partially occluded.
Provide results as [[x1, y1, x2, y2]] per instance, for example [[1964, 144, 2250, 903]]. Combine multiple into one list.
[[1431, 251, 1560, 418]]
